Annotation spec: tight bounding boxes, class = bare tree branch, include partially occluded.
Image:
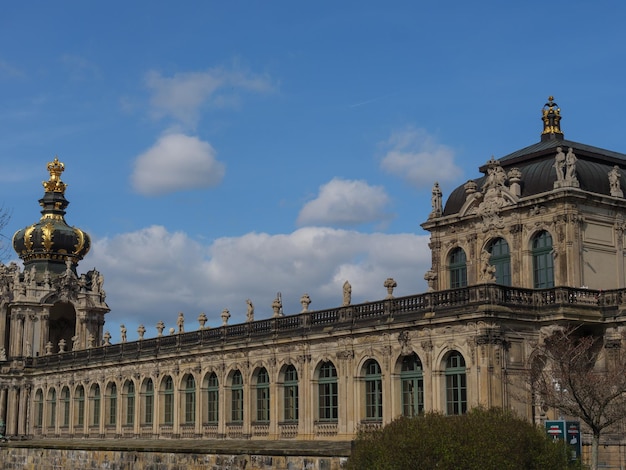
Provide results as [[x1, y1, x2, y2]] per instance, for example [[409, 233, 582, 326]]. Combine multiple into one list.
[[531, 327, 626, 470]]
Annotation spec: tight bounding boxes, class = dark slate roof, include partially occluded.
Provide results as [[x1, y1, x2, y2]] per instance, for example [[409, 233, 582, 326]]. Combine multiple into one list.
[[443, 138, 626, 216]]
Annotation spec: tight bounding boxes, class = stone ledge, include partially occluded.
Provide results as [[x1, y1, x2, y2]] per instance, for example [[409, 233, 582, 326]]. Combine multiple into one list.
[[0, 438, 353, 457]]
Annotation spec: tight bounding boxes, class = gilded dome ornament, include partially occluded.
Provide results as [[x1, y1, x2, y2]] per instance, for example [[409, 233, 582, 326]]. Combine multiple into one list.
[[12, 157, 91, 276], [541, 96, 564, 140], [43, 156, 67, 193]]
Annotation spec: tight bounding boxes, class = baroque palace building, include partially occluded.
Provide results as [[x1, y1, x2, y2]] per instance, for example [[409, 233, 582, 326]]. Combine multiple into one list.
[[1, 98, 626, 461]]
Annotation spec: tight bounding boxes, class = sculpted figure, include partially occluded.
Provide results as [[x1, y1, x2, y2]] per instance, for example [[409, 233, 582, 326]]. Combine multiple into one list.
[[103, 331, 112, 346], [565, 147, 578, 182], [480, 250, 496, 283], [430, 182, 442, 217], [343, 280, 352, 306], [137, 324, 146, 340], [120, 324, 127, 343], [72, 335, 80, 351], [246, 300, 254, 322], [156, 320, 165, 337], [177, 312, 184, 333], [554, 147, 565, 182], [609, 166, 623, 197]]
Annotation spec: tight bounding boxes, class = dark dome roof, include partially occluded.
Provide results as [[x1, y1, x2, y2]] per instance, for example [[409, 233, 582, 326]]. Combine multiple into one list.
[[443, 139, 626, 216], [12, 157, 90, 276]]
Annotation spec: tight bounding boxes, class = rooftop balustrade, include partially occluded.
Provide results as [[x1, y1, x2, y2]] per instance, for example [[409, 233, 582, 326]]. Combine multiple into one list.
[[27, 284, 621, 369]]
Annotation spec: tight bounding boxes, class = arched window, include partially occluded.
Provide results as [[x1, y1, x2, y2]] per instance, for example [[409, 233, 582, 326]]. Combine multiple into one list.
[[91, 384, 101, 426], [61, 387, 70, 427], [184, 375, 196, 424], [532, 231, 554, 288], [487, 238, 511, 286], [142, 379, 154, 425], [124, 381, 135, 426], [231, 370, 244, 423], [107, 383, 117, 426], [47, 388, 57, 428], [163, 376, 174, 425], [364, 360, 382, 421], [401, 353, 424, 417], [206, 373, 219, 424], [75, 385, 85, 427], [318, 361, 338, 421], [283, 365, 298, 422], [35, 389, 44, 428], [256, 368, 270, 423], [449, 247, 467, 288], [445, 352, 467, 415]]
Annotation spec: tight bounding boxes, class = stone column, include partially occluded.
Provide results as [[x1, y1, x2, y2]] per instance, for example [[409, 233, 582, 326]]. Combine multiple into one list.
[[337, 350, 355, 438], [38, 310, 50, 357], [6, 386, 19, 436], [173, 380, 181, 438], [8, 312, 25, 357], [0, 307, 7, 351], [18, 385, 30, 436], [217, 370, 226, 438], [0, 387, 7, 433], [299, 355, 313, 439], [269, 371, 279, 438], [23, 310, 36, 357]]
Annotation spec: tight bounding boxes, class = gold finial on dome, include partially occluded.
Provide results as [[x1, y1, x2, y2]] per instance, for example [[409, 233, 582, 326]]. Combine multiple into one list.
[[541, 96, 564, 141], [42, 156, 67, 193]]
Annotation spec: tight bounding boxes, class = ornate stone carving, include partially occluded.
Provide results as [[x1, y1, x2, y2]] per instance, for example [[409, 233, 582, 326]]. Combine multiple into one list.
[[221, 309, 230, 326], [424, 269, 437, 292], [300, 293, 311, 313], [609, 166, 624, 198], [430, 182, 443, 218], [479, 250, 496, 283], [554, 147, 579, 188], [398, 331, 412, 355], [272, 293, 283, 318], [384, 278, 397, 299], [342, 281, 351, 306], [177, 312, 185, 333]]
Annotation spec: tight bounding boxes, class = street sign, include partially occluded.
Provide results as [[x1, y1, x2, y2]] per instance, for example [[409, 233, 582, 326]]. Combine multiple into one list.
[[566, 421, 582, 460], [545, 420, 581, 461], [545, 420, 565, 440]]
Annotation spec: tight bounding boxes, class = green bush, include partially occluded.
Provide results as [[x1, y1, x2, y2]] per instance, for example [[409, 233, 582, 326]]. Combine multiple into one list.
[[346, 408, 574, 470]]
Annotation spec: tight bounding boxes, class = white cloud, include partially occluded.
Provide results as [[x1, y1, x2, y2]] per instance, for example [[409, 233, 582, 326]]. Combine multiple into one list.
[[132, 133, 225, 196], [297, 178, 392, 227], [145, 66, 274, 126], [380, 127, 462, 187], [86, 226, 431, 341], [60, 54, 100, 81], [0, 59, 24, 78]]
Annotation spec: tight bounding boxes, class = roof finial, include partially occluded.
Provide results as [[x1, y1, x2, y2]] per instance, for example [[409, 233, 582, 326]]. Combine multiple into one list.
[[541, 96, 564, 142], [42, 156, 67, 193]]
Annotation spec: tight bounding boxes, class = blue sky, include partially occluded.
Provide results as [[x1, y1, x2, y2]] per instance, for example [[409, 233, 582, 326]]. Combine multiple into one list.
[[2, 2, 626, 341]]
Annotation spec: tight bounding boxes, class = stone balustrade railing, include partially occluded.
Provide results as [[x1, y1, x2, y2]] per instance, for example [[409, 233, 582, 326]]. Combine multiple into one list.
[[25, 284, 623, 369]]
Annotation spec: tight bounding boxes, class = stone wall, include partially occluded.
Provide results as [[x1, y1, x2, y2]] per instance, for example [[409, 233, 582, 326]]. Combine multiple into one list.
[[0, 440, 351, 470]]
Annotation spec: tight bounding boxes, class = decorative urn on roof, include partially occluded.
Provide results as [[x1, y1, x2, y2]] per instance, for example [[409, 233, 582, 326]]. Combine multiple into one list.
[[12, 157, 91, 277]]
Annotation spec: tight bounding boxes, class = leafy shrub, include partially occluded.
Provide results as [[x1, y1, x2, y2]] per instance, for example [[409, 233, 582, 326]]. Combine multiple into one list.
[[346, 408, 573, 470]]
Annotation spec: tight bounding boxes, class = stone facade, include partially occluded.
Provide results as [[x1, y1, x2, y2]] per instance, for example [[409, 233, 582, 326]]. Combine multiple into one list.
[[2, 98, 626, 468]]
